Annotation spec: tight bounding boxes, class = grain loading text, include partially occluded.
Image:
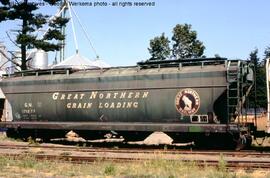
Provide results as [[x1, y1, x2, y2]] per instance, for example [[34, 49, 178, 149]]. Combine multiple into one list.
[[52, 91, 149, 109]]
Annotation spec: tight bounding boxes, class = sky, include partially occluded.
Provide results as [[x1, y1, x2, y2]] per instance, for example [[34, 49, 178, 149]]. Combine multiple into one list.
[[0, 0, 270, 67]]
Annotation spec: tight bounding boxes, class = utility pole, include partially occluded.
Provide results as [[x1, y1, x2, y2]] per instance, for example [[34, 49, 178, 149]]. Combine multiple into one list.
[[266, 58, 270, 134], [60, 0, 67, 62]]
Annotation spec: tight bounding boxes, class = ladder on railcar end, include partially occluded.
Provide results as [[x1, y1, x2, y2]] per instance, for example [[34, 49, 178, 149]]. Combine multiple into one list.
[[226, 60, 244, 125]]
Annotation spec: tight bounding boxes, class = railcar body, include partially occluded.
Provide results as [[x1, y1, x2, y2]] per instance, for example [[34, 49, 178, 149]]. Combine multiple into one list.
[[0, 58, 256, 147]]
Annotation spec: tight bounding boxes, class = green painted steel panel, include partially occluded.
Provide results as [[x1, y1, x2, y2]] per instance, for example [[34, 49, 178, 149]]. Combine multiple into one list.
[[0, 61, 252, 126], [189, 126, 203, 132]]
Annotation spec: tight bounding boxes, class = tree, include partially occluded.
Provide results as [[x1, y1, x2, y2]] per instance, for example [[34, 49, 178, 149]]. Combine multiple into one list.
[[250, 48, 259, 66], [0, 0, 68, 70], [171, 24, 205, 59], [148, 33, 170, 60], [248, 48, 267, 109], [264, 46, 270, 60]]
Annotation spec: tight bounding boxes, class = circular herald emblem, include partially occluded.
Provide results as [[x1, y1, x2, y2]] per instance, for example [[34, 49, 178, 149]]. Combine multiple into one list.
[[175, 88, 200, 115]]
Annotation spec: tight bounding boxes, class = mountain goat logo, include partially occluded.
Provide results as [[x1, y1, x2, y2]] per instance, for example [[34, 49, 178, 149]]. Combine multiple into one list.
[[175, 88, 200, 115]]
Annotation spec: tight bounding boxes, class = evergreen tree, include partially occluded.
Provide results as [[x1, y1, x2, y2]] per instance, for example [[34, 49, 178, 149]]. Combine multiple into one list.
[[248, 48, 267, 109], [171, 24, 205, 59], [0, 0, 69, 70], [250, 48, 259, 66], [148, 33, 170, 60], [264, 46, 270, 60]]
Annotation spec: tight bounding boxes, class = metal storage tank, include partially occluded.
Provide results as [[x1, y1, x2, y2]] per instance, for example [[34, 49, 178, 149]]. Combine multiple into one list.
[[27, 50, 48, 69], [10, 50, 48, 72]]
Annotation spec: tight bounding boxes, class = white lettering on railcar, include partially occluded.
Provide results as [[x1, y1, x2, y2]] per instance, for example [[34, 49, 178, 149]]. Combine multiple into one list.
[[51, 91, 149, 109]]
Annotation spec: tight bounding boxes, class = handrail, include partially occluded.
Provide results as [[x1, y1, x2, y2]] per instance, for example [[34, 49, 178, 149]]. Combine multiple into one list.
[[137, 57, 231, 69], [2, 68, 73, 78]]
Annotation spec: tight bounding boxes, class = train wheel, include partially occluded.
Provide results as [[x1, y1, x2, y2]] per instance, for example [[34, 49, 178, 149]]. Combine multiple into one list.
[[6, 128, 67, 142], [18, 129, 37, 141], [6, 128, 19, 139], [166, 132, 237, 149], [235, 134, 252, 150], [6, 128, 36, 141], [197, 134, 238, 149]]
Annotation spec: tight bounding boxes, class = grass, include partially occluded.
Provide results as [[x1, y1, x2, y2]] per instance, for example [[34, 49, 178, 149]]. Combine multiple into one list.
[[0, 154, 269, 178]]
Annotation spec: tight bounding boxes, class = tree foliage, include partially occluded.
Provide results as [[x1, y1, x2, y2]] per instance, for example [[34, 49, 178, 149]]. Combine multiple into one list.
[[249, 48, 259, 66], [248, 48, 267, 109], [147, 23, 205, 60], [264, 46, 270, 60], [148, 33, 170, 60], [0, 0, 69, 70], [171, 24, 205, 59]]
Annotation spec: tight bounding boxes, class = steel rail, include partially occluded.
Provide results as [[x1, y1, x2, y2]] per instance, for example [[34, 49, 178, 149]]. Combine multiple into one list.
[[0, 143, 269, 170], [0, 143, 269, 157]]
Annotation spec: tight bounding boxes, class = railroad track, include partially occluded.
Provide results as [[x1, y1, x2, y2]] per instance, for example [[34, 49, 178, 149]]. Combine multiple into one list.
[[0, 143, 269, 157], [0, 143, 269, 170]]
